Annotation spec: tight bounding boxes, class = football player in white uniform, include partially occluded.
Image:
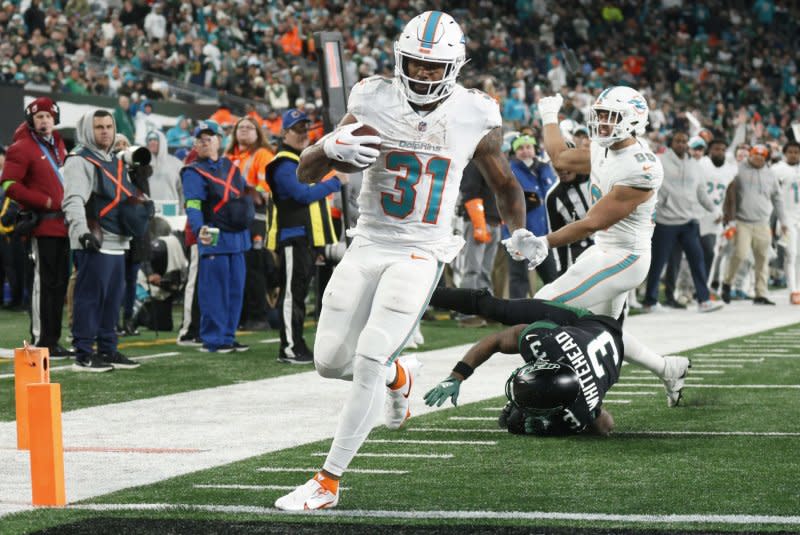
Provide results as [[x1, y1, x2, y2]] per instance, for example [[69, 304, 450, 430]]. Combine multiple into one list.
[[503, 87, 690, 409], [773, 140, 800, 304], [274, 11, 526, 510]]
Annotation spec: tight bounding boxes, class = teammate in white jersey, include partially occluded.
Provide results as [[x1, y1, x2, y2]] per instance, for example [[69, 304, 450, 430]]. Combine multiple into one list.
[[503, 87, 690, 409], [773, 141, 800, 304], [275, 11, 526, 511]]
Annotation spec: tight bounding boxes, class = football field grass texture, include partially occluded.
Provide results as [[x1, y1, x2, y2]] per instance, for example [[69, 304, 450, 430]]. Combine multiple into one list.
[[2, 321, 799, 533]]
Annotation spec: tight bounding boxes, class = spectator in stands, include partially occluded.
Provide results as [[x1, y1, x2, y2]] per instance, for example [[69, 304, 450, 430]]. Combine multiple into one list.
[[642, 131, 722, 313], [145, 130, 184, 212], [1, 97, 71, 358], [456, 161, 501, 327], [166, 116, 193, 149], [722, 145, 789, 305], [134, 100, 161, 145], [62, 109, 145, 372], [265, 109, 343, 364], [181, 121, 254, 353], [226, 116, 275, 331], [507, 134, 558, 297]]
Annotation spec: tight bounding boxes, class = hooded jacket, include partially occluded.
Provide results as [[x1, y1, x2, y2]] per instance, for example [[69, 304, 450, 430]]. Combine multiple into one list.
[[62, 110, 131, 251], [655, 149, 716, 225], [730, 160, 787, 225], [166, 116, 193, 148], [1, 122, 68, 237], [147, 130, 184, 211]]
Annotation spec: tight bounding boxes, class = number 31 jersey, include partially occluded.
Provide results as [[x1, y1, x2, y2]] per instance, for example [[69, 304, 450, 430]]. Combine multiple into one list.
[[346, 76, 501, 262]]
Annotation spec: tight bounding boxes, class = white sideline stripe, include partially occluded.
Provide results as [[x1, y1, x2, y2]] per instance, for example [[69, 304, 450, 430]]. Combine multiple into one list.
[[711, 348, 790, 353], [450, 416, 496, 421], [258, 467, 408, 475], [618, 431, 800, 437], [696, 354, 800, 359], [692, 357, 764, 368], [691, 364, 744, 368], [367, 439, 496, 446], [619, 383, 800, 389], [63, 503, 800, 525], [311, 452, 454, 459], [625, 370, 724, 375], [602, 399, 631, 404], [0, 351, 181, 379], [193, 484, 352, 491], [606, 391, 656, 396], [480, 407, 505, 411], [259, 338, 280, 344], [409, 428, 505, 434]]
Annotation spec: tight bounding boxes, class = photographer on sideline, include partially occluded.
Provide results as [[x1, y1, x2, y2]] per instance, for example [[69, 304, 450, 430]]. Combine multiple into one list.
[[265, 109, 343, 365]]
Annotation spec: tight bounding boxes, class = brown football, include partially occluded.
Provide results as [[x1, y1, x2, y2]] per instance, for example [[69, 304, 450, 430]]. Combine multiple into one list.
[[331, 124, 382, 174]]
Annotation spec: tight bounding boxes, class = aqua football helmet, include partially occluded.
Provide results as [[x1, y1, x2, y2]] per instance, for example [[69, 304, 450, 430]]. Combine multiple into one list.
[[394, 11, 467, 105], [588, 86, 649, 147]]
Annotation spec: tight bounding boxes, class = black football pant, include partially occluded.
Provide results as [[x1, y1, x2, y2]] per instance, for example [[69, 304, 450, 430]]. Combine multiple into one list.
[[31, 236, 70, 349], [277, 238, 314, 357], [430, 287, 579, 327]]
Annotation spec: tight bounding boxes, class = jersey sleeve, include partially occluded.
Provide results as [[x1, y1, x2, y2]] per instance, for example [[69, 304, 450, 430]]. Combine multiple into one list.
[[615, 152, 663, 190]]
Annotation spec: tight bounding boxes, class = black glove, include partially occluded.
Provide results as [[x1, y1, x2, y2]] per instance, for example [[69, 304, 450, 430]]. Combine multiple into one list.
[[79, 232, 101, 252]]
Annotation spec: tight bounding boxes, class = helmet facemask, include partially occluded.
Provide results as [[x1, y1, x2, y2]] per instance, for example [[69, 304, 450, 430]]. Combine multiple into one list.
[[589, 106, 630, 148]]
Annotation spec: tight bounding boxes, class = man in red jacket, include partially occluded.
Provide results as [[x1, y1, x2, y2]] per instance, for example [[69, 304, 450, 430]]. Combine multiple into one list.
[[1, 97, 72, 358]]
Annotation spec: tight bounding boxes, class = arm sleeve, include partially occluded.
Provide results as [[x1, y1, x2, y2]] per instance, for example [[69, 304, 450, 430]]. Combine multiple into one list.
[[696, 178, 716, 212], [61, 157, 96, 242], [1, 145, 53, 211], [181, 167, 207, 235], [771, 175, 788, 226], [273, 161, 341, 204]]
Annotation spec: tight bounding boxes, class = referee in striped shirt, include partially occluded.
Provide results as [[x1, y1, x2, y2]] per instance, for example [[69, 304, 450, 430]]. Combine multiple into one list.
[[545, 133, 593, 275]]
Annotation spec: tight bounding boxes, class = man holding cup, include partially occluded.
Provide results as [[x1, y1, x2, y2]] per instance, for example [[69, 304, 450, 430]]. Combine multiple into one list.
[[181, 121, 254, 353]]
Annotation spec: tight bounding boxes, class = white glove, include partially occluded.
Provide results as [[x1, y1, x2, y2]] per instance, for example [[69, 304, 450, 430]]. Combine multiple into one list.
[[502, 228, 550, 269], [323, 122, 382, 168], [538, 94, 564, 125]]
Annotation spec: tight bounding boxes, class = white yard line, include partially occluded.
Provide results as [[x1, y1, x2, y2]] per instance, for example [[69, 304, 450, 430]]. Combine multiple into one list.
[[618, 383, 800, 389], [193, 483, 351, 491], [602, 399, 631, 404], [1, 290, 798, 518], [257, 467, 407, 474], [311, 452, 453, 459], [62, 502, 800, 525], [366, 439, 496, 446]]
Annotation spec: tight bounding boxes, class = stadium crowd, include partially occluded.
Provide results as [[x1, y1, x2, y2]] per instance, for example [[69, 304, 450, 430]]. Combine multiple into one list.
[[0, 0, 798, 367]]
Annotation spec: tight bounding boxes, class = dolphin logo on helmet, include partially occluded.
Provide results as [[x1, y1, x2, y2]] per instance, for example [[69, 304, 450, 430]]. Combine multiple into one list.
[[588, 86, 649, 148]]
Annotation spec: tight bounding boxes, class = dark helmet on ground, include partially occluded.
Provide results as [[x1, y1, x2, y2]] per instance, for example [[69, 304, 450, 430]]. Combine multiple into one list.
[[505, 359, 580, 416]]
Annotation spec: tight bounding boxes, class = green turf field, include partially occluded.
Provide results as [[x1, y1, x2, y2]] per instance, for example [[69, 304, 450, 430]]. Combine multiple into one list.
[[2, 307, 799, 534]]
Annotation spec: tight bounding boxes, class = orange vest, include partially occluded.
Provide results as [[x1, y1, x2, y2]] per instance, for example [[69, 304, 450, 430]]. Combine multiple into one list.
[[229, 146, 274, 193]]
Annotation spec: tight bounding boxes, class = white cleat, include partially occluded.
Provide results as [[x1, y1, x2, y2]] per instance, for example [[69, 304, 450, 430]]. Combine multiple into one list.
[[385, 355, 421, 430], [274, 477, 339, 511], [697, 300, 723, 313], [662, 356, 691, 407]]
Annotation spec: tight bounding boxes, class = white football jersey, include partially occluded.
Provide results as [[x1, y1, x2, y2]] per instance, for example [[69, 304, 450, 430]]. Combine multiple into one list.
[[697, 156, 738, 235], [346, 76, 501, 261], [772, 160, 800, 225], [588, 140, 663, 254]]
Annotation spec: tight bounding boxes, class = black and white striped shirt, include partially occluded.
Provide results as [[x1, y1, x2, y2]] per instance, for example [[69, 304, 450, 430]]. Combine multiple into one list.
[[545, 175, 593, 274]]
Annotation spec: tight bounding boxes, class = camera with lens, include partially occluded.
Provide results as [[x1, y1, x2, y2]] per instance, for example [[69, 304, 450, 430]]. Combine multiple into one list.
[[117, 146, 152, 168]]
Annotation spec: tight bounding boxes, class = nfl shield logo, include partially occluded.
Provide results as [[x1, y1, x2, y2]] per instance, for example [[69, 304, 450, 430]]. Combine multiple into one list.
[[418, 121, 427, 132]]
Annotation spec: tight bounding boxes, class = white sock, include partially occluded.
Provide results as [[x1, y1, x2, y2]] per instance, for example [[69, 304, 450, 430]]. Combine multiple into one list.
[[323, 355, 385, 476], [623, 330, 666, 378], [384, 359, 397, 386]]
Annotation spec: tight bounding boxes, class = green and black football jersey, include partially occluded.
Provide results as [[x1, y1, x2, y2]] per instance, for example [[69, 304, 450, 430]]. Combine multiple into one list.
[[516, 301, 624, 435]]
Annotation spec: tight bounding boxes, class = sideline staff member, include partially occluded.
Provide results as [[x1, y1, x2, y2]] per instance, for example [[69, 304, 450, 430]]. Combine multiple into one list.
[[182, 121, 254, 353], [266, 109, 342, 364]]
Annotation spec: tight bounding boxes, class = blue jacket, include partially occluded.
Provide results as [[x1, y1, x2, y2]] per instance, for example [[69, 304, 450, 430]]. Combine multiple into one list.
[[506, 158, 557, 237], [182, 156, 251, 256]]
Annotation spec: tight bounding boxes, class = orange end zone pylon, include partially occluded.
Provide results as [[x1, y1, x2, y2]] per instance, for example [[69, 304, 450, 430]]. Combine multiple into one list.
[[27, 382, 66, 506], [14, 344, 50, 449]]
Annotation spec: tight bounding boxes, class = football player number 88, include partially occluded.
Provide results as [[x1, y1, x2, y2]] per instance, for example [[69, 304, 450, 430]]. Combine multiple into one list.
[[381, 151, 451, 223]]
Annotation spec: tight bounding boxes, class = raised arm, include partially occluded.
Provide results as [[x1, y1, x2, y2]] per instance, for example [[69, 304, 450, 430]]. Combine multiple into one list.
[[472, 127, 526, 232], [539, 95, 591, 175]]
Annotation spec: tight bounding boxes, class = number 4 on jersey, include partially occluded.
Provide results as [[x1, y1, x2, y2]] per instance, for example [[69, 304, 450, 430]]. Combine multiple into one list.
[[382, 151, 451, 224]]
